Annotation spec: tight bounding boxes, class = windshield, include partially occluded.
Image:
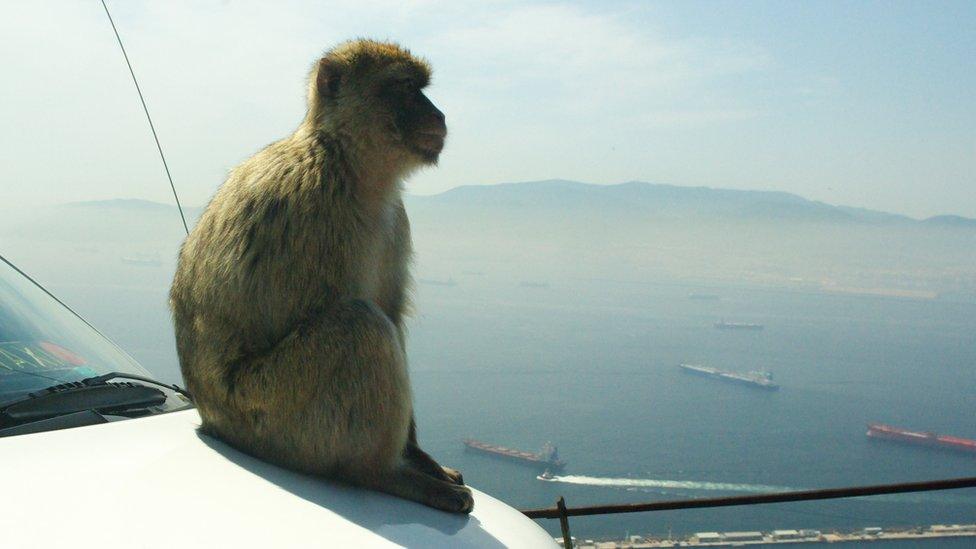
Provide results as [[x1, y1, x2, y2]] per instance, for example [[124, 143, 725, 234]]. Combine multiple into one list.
[[0, 256, 157, 401]]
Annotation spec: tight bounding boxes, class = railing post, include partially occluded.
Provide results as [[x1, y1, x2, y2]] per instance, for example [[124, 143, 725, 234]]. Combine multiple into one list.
[[556, 496, 572, 548]]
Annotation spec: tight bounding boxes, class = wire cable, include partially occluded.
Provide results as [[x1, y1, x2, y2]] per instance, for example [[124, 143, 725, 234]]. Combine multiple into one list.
[[99, 0, 189, 235]]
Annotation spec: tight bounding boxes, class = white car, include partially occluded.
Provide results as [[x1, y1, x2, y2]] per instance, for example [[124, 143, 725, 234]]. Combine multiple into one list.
[[0, 255, 556, 548]]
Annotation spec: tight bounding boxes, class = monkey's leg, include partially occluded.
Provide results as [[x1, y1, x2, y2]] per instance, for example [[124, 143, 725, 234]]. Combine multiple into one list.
[[405, 420, 465, 485], [220, 300, 471, 512]]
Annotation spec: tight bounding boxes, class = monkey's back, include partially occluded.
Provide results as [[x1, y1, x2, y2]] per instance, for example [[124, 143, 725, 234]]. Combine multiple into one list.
[[170, 132, 370, 428]]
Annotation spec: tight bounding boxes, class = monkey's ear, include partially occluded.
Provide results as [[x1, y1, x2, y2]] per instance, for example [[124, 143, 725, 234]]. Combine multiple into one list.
[[316, 58, 343, 98]]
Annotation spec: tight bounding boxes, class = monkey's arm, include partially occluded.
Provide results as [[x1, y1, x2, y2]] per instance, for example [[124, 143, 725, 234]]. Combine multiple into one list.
[[376, 202, 464, 485], [405, 419, 465, 485]]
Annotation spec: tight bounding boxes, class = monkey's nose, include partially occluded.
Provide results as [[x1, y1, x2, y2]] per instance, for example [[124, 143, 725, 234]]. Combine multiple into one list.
[[434, 109, 445, 124]]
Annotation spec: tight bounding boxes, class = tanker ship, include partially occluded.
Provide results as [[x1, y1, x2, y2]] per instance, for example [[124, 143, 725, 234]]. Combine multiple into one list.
[[866, 423, 976, 455], [463, 439, 566, 470], [680, 363, 780, 390]]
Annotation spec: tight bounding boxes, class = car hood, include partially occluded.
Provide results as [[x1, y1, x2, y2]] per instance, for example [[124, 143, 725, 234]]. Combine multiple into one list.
[[0, 408, 556, 548]]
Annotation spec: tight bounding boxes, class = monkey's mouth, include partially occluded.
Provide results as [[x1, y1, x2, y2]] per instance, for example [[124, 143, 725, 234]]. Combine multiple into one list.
[[412, 130, 446, 159]]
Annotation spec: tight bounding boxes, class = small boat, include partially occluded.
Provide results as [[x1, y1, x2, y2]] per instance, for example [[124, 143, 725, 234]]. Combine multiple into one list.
[[714, 320, 764, 331], [417, 277, 457, 287]]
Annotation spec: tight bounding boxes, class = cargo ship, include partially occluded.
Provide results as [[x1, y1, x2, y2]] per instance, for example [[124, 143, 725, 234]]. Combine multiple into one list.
[[714, 321, 764, 330], [463, 439, 566, 470], [679, 363, 779, 390], [866, 423, 976, 455]]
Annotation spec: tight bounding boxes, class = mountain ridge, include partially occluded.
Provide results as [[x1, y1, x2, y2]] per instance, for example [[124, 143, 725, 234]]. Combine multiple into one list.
[[61, 180, 973, 226], [406, 180, 967, 225]]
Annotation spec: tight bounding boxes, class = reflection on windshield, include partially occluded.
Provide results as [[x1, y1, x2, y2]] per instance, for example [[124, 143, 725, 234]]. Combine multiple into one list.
[[0, 257, 153, 400]]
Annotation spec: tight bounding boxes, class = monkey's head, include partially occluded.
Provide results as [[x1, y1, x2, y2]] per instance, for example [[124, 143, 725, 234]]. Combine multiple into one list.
[[308, 39, 446, 173]]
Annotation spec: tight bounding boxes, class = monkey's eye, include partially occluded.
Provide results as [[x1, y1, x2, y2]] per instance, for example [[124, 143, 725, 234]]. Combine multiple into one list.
[[380, 80, 419, 107], [390, 79, 417, 94]]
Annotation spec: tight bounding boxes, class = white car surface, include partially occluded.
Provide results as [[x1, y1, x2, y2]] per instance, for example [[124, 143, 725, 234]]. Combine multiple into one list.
[[0, 407, 556, 548]]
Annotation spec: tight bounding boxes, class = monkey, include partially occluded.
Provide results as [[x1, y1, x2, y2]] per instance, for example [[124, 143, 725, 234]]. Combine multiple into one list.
[[169, 39, 472, 514]]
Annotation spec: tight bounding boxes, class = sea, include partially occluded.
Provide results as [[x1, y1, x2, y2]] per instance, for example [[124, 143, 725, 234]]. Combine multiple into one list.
[[49, 267, 976, 544]]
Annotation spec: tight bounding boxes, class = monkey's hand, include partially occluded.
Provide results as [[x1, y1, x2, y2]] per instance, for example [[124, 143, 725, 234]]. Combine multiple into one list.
[[404, 442, 465, 485], [441, 466, 464, 486]]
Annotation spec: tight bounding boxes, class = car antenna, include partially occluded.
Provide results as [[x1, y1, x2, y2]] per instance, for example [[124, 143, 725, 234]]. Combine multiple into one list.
[[99, 0, 189, 236]]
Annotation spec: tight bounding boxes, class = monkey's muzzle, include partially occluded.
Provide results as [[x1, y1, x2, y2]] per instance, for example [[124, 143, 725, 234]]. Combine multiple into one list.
[[414, 128, 446, 156]]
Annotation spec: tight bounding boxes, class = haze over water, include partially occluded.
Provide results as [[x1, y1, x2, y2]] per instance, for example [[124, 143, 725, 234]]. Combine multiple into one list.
[[1, 181, 974, 541]]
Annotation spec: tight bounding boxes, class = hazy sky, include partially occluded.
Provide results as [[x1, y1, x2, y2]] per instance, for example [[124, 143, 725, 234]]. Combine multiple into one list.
[[1, 1, 973, 218]]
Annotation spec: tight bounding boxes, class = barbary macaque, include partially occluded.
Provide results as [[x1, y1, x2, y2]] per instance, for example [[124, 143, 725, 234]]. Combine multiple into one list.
[[170, 39, 471, 513]]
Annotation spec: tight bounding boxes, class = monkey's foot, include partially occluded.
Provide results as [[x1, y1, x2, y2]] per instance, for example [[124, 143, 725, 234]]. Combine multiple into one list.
[[378, 465, 475, 514], [441, 466, 464, 486], [430, 483, 474, 514]]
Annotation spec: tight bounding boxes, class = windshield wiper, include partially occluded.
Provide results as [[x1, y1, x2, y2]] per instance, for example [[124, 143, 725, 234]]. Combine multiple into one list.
[[81, 371, 191, 399], [0, 372, 187, 428]]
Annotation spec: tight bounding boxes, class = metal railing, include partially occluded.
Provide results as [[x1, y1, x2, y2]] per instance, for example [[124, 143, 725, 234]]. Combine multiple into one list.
[[521, 476, 976, 548]]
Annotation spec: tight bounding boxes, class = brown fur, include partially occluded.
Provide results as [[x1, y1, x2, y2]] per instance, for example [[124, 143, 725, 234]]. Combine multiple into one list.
[[169, 39, 471, 513]]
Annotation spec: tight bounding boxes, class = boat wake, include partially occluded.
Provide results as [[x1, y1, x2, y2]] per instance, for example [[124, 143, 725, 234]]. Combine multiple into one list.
[[537, 474, 976, 505], [538, 474, 793, 494]]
